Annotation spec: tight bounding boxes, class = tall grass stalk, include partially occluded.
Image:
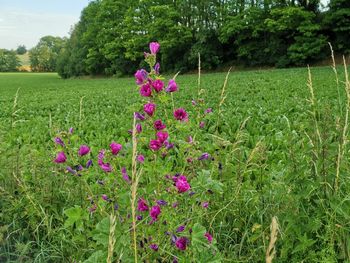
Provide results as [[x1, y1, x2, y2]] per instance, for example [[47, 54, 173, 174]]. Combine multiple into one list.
[[197, 52, 201, 98], [265, 216, 279, 263], [328, 43, 342, 116], [79, 96, 85, 128], [215, 67, 232, 131], [107, 214, 116, 263]]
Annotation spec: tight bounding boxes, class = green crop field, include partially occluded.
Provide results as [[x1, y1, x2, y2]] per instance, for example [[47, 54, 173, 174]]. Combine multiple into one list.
[[1, 66, 350, 262]]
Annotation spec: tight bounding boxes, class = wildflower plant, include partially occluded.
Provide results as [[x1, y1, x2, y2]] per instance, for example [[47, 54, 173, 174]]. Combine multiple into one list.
[[53, 42, 222, 262]]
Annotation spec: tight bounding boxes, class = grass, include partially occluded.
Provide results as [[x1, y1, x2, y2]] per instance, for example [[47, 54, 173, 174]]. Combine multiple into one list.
[[1, 65, 350, 262]]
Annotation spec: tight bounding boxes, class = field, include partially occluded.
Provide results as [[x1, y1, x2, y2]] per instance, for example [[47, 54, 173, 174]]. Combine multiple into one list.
[[1, 66, 350, 262]]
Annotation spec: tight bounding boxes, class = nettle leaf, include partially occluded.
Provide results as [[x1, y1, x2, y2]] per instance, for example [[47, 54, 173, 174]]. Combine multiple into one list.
[[192, 170, 223, 194], [84, 250, 107, 263], [64, 206, 87, 231], [92, 217, 110, 247]]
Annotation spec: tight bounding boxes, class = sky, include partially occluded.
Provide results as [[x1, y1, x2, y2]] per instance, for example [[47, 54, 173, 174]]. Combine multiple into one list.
[[0, 0, 330, 50], [0, 0, 90, 50]]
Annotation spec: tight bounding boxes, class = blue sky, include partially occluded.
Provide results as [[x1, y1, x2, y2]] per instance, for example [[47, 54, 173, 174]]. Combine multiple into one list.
[[0, 0, 330, 50], [0, 0, 90, 49]]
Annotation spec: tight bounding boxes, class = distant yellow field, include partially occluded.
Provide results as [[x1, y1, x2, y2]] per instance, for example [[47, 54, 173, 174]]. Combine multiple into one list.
[[17, 52, 31, 71]]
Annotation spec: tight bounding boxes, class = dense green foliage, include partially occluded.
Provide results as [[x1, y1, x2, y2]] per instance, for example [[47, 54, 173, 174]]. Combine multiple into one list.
[[0, 49, 20, 72], [1, 65, 350, 261], [29, 36, 66, 72], [16, 45, 27, 55], [56, 0, 349, 78]]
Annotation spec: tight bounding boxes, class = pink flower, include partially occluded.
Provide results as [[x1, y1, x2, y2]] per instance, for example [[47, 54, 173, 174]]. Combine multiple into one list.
[[140, 83, 152, 97], [102, 194, 108, 201], [150, 205, 161, 221], [150, 139, 162, 151], [121, 167, 131, 183], [156, 131, 168, 143], [98, 159, 112, 172], [150, 244, 158, 251], [202, 201, 209, 208], [54, 151, 66, 163], [174, 108, 188, 121], [135, 69, 148, 85], [199, 121, 205, 128], [175, 237, 189, 250], [205, 108, 213, 114], [154, 119, 166, 130], [176, 175, 191, 193], [138, 198, 149, 212], [149, 42, 160, 54], [144, 103, 156, 117], [166, 79, 178, 92], [205, 232, 213, 243], [110, 142, 122, 155], [137, 155, 145, 163], [78, 145, 90, 156], [152, 79, 164, 93]]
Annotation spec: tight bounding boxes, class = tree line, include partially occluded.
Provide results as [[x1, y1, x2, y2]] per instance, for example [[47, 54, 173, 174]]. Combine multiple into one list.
[[3, 0, 347, 76]]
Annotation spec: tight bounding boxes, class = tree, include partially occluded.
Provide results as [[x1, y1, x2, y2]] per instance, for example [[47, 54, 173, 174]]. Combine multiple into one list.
[[29, 36, 66, 72], [16, 45, 27, 55], [0, 49, 20, 72]]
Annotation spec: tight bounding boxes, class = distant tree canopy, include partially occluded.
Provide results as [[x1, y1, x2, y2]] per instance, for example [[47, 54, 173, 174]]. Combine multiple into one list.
[[29, 36, 67, 72], [16, 45, 27, 55], [0, 49, 20, 72], [56, 0, 349, 78]]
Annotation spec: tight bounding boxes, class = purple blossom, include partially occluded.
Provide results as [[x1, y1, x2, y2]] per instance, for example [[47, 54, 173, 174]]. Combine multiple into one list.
[[98, 149, 105, 160], [202, 201, 209, 208], [172, 202, 178, 208], [137, 155, 145, 163], [198, 153, 210, 161], [86, 159, 93, 168], [136, 215, 143, 221], [98, 159, 112, 172], [187, 136, 193, 144], [205, 108, 213, 114], [175, 237, 189, 250], [156, 131, 168, 143], [134, 112, 145, 121], [149, 244, 159, 251], [136, 123, 142, 133], [154, 119, 166, 130], [152, 79, 164, 93], [157, 200, 167, 206], [149, 139, 162, 151], [110, 142, 122, 155], [89, 204, 97, 213], [114, 203, 119, 210], [166, 79, 178, 92], [205, 232, 213, 243], [54, 151, 66, 163], [175, 175, 191, 193], [154, 63, 160, 74], [150, 205, 161, 221], [164, 141, 174, 149], [144, 103, 156, 117], [174, 108, 188, 122], [191, 100, 196, 106], [101, 194, 108, 201], [176, 225, 185, 233], [78, 145, 90, 156], [66, 166, 76, 175], [149, 42, 160, 54], [121, 167, 131, 183], [54, 137, 64, 146], [199, 121, 205, 128], [135, 69, 148, 85], [137, 198, 149, 212], [69, 127, 74, 134], [140, 83, 152, 97]]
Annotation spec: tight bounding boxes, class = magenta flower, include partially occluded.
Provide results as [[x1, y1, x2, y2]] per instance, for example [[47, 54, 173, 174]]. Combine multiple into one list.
[[174, 108, 188, 121], [54, 137, 64, 146], [136, 123, 142, 133], [98, 159, 112, 172], [138, 198, 149, 212], [137, 155, 145, 163], [152, 79, 164, 93], [205, 108, 213, 114], [54, 151, 66, 163], [166, 79, 178, 92], [78, 145, 90, 156], [198, 153, 210, 161], [149, 139, 162, 151], [110, 142, 122, 155], [154, 119, 166, 130], [134, 112, 145, 121], [154, 63, 160, 74], [102, 194, 108, 201], [121, 167, 131, 183], [205, 232, 213, 243], [149, 42, 160, 54], [175, 237, 189, 250], [150, 244, 159, 251], [140, 83, 152, 97], [135, 69, 148, 85], [98, 149, 105, 160], [202, 201, 209, 208], [144, 103, 156, 117], [150, 205, 161, 221], [187, 136, 193, 144], [156, 131, 169, 143], [176, 175, 191, 193], [199, 121, 205, 128]]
